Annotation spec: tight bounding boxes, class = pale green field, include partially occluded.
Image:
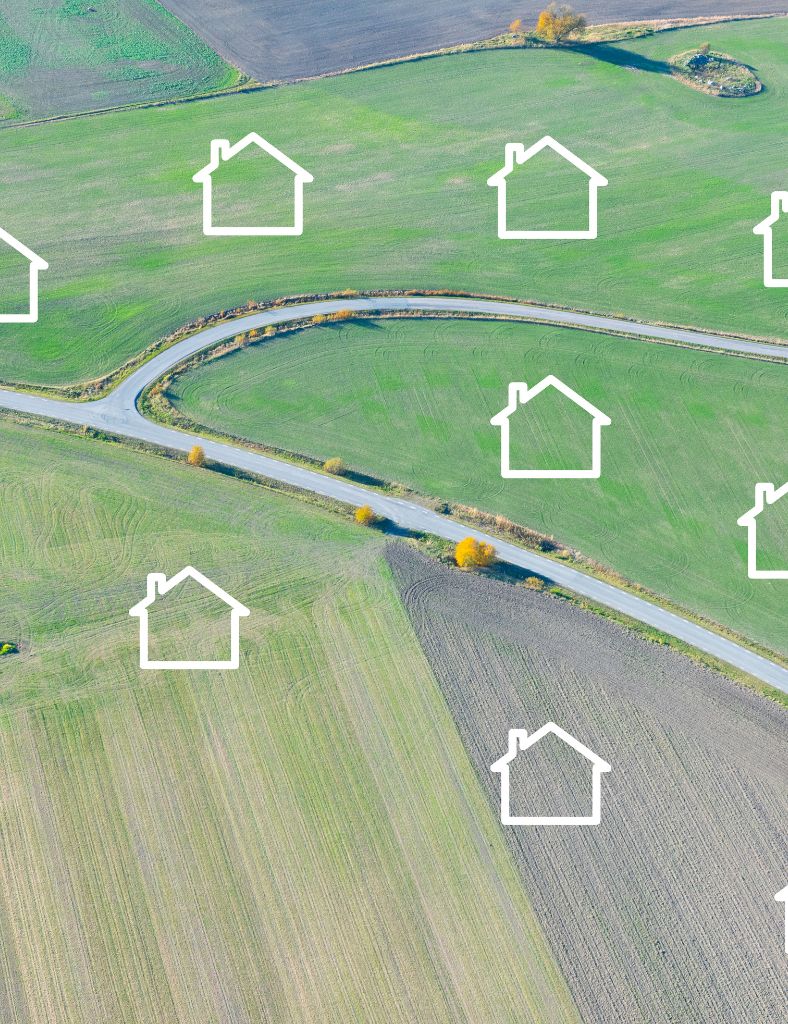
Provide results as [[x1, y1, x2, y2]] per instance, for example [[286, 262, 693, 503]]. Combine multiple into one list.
[[0, 18, 786, 386], [0, 419, 579, 1024], [169, 317, 788, 655]]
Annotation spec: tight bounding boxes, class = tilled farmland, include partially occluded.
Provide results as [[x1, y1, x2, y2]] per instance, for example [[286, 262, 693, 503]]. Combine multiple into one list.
[[388, 544, 787, 1024], [159, 2, 787, 82]]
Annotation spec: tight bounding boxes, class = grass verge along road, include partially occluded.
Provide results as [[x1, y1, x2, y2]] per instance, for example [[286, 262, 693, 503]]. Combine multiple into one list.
[[169, 311, 787, 658], [1, 295, 786, 692]]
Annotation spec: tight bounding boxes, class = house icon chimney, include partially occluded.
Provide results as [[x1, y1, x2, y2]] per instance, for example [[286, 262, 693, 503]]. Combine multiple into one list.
[[753, 191, 788, 287]]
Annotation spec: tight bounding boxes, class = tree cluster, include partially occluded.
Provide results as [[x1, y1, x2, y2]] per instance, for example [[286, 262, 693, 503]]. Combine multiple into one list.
[[535, 4, 586, 43]]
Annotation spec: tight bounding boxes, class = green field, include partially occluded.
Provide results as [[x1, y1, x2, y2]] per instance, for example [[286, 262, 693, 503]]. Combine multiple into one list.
[[0, 0, 238, 123], [0, 418, 580, 1024], [0, 18, 786, 387], [168, 317, 788, 655]]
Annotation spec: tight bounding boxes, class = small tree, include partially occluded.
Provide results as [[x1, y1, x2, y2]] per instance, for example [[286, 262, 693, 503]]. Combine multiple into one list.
[[329, 308, 354, 321], [455, 536, 496, 568], [355, 504, 378, 526], [324, 456, 345, 475], [187, 444, 205, 467], [312, 313, 327, 324], [535, 4, 586, 43], [509, 17, 523, 33]]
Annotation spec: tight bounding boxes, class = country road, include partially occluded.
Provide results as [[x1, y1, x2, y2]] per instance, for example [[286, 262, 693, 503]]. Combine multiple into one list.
[[1, 294, 786, 691]]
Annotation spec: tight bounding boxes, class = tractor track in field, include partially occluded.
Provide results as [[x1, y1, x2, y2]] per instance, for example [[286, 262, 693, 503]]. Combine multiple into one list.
[[1, 293, 786, 691]]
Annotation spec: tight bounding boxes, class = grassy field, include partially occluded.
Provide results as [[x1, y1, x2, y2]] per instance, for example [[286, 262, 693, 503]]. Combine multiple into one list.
[[168, 316, 788, 656], [0, 0, 238, 123], [0, 418, 580, 1024], [0, 18, 786, 386], [388, 544, 788, 1024]]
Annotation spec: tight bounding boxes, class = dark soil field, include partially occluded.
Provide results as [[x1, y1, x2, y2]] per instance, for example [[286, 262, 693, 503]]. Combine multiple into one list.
[[158, 2, 787, 81], [387, 544, 788, 1024]]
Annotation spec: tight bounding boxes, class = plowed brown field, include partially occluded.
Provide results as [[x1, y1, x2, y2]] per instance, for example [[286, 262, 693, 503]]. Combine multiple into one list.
[[159, 2, 786, 81], [388, 543, 787, 1024]]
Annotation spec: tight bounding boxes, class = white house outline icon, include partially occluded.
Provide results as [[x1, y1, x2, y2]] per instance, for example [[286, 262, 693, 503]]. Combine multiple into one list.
[[490, 374, 611, 479], [192, 132, 314, 236], [753, 191, 788, 287], [491, 723, 611, 826], [737, 482, 788, 579], [776, 885, 788, 954], [487, 136, 608, 239], [0, 227, 48, 323], [129, 566, 250, 670]]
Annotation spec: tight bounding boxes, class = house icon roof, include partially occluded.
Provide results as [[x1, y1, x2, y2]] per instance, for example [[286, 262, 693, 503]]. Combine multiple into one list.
[[0, 227, 48, 270], [491, 722, 612, 774], [487, 135, 608, 189], [753, 191, 788, 235], [490, 374, 611, 426], [129, 565, 250, 617], [737, 481, 788, 527], [192, 132, 314, 185]]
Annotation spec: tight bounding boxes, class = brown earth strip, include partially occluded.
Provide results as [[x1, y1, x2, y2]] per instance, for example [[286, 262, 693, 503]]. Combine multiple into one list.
[[386, 542, 787, 1024]]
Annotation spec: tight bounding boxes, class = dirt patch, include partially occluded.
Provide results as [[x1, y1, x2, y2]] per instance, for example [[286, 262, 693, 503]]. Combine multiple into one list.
[[671, 47, 762, 96], [387, 543, 787, 1024], [157, 2, 787, 82]]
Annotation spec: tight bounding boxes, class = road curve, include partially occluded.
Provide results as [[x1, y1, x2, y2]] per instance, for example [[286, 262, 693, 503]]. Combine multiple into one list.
[[1, 294, 786, 691]]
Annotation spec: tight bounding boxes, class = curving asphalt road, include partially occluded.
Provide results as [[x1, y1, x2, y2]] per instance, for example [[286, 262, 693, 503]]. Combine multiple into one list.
[[1, 294, 786, 691]]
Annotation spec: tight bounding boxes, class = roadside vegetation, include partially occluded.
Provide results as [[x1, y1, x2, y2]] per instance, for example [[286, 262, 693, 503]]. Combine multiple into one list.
[[0, 418, 580, 1024], [455, 536, 496, 568], [0, 18, 785, 389], [186, 442, 205, 465], [167, 316, 788, 657], [354, 503, 379, 526]]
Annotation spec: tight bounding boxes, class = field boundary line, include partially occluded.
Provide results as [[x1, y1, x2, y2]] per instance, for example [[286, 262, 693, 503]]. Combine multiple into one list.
[[2, 13, 784, 132]]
